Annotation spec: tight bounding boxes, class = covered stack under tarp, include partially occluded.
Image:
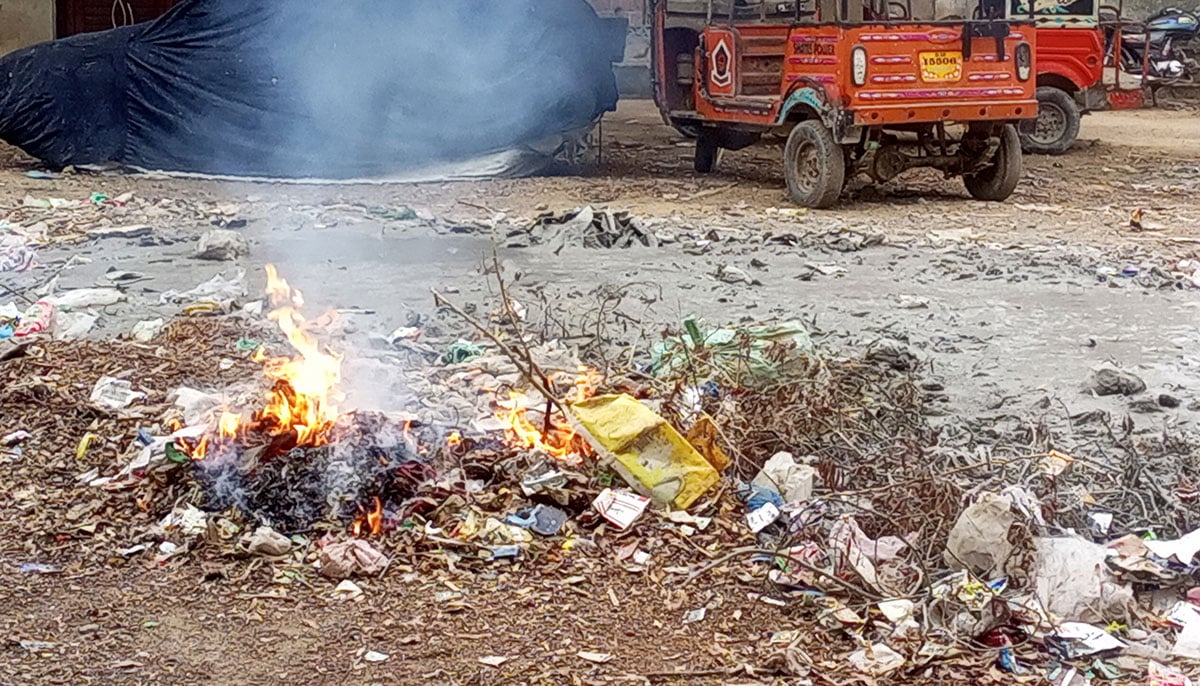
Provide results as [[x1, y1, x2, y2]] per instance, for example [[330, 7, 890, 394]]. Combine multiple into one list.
[[0, 0, 625, 179]]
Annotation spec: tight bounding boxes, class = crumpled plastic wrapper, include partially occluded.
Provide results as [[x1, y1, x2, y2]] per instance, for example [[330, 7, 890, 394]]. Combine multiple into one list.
[[318, 539, 388, 579], [243, 526, 292, 557]]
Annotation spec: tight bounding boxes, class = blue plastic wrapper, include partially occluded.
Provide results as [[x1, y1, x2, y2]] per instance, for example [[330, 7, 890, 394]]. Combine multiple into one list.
[[737, 481, 784, 511], [997, 648, 1023, 674]]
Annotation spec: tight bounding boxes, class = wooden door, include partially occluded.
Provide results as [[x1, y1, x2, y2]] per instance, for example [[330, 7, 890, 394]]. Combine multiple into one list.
[[56, 0, 177, 38]]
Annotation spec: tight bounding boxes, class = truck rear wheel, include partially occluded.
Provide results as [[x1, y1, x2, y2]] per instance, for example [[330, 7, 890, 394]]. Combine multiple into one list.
[[1020, 86, 1080, 155], [965, 124, 1023, 202], [695, 129, 720, 174], [783, 120, 845, 209]]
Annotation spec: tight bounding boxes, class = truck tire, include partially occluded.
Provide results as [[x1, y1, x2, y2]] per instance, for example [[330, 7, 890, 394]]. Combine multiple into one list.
[[965, 124, 1023, 202], [695, 129, 719, 174], [1019, 86, 1080, 155], [783, 120, 845, 209]]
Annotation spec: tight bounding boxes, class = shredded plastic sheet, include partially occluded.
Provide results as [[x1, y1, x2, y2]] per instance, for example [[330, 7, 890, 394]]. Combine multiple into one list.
[[649, 318, 815, 382], [0, 0, 623, 178]]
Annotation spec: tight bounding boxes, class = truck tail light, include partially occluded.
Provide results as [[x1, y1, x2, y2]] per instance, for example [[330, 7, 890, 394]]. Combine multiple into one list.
[[852, 46, 868, 86], [1015, 42, 1032, 81]]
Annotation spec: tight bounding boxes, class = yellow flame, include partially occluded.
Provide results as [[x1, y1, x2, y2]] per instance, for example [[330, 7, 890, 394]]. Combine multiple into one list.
[[494, 367, 600, 459]]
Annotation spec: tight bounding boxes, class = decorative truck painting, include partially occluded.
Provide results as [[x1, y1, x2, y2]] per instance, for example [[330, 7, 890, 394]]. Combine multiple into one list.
[[651, 0, 1038, 208]]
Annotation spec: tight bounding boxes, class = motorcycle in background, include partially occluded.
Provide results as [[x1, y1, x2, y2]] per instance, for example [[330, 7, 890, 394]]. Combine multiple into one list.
[[1102, 5, 1199, 83]]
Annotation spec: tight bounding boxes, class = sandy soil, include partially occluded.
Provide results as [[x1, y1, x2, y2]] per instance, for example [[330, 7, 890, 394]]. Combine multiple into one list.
[[2, 100, 1200, 685]]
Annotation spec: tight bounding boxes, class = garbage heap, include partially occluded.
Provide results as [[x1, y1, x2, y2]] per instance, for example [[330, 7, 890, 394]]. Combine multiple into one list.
[[5, 274, 1200, 685]]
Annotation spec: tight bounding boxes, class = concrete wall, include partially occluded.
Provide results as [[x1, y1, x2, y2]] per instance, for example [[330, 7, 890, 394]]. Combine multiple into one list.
[[0, 0, 55, 55]]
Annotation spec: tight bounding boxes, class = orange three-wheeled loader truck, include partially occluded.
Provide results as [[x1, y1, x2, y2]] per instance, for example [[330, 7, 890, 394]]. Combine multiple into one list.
[[652, 0, 1039, 208]]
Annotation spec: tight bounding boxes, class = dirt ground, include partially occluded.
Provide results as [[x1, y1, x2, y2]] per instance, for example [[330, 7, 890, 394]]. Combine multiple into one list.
[[2, 100, 1200, 685]]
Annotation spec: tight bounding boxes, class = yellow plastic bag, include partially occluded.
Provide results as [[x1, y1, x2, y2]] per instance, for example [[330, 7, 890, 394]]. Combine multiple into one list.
[[685, 413, 731, 473], [570, 394, 719, 509]]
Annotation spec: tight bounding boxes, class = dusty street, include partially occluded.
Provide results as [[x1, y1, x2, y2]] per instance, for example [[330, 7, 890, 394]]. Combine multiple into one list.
[[2, 100, 1200, 685]]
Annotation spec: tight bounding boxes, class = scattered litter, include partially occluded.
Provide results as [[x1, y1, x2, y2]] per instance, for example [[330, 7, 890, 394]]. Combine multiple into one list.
[[387, 326, 421, 344], [0, 237, 36, 272], [87, 224, 153, 239], [576, 651, 613, 664], [18, 563, 60, 574], [12, 300, 54, 337], [478, 656, 510, 667], [824, 229, 885, 252], [944, 492, 1017, 577], [1149, 661, 1194, 686], [572, 394, 718, 509], [363, 650, 389, 663], [1035, 536, 1134, 623], [682, 608, 707, 624], [52, 288, 124, 311], [89, 376, 146, 410], [57, 312, 97, 339], [716, 264, 754, 284], [1049, 622, 1127, 658], [334, 580, 364, 601], [513, 206, 658, 252], [156, 503, 208, 537], [1089, 511, 1114, 535], [591, 489, 650, 530], [529, 504, 568, 536], [131, 318, 166, 342], [243, 526, 292, 556], [847, 643, 905, 676], [1039, 450, 1074, 477], [750, 451, 815, 503], [650, 318, 813, 383], [195, 229, 249, 261], [442, 339, 485, 364], [160, 270, 247, 304], [1144, 527, 1200, 564], [1171, 602, 1200, 659], [318, 539, 389, 579], [521, 468, 566, 497], [2, 430, 30, 446], [1086, 366, 1146, 396], [746, 502, 781, 533]]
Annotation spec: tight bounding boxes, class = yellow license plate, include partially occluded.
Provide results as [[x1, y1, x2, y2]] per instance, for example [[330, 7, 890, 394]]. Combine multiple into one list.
[[919, 51, 963, 83]]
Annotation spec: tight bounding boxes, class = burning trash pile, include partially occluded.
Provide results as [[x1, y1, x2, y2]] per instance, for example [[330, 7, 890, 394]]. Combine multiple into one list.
[[8, 262, 1200, 683]]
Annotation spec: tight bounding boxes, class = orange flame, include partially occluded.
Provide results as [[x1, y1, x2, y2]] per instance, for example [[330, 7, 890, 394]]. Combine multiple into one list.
[[494, 366, 600, 459], [179, 264, 344, 460], [352, 497, 383, 537]]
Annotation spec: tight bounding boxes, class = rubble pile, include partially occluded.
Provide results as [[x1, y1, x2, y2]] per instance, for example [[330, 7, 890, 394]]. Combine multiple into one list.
[[4, 270, 1200, 684]]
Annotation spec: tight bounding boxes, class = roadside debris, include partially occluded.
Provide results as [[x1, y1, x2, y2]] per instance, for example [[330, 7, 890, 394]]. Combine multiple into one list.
[[8, 264, 1200, 685], [160, 270, 246, 305], [592, 489, 650, 530], [89, 376, 145, 410], [0, 236, 36, 272], [242, 526, 292, 557], [131, 318, 166, 341], [318, 539, 388, 579], [943, 492, 1018, 577], [1086, 365, 1147, 396], [52, 288, 124, 311], [195, 229, 249, 261], [571, 393, 719, 508], [510, 206, 659, 252], [750, 451, 815, 504]]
